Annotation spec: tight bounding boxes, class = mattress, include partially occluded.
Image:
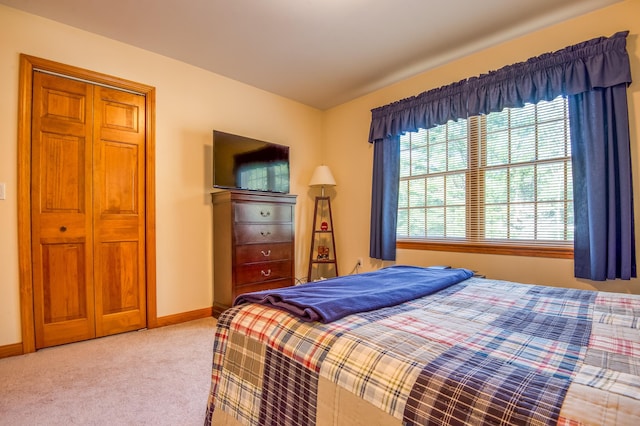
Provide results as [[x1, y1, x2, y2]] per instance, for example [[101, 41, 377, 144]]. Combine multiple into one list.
[[204, 272, 640, 425]]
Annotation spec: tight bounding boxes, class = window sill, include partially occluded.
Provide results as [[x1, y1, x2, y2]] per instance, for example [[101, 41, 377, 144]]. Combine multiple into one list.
[[396, 240, 573, 259]]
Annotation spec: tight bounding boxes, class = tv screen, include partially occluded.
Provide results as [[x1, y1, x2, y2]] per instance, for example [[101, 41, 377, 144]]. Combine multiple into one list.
[[213, 130, 290, 193]]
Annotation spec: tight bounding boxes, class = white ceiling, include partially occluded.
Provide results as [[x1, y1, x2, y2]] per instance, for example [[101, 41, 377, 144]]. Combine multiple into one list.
[[0, 0, 622, 109]]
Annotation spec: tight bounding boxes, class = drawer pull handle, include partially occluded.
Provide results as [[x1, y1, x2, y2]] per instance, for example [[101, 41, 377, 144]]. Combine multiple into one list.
[[260, 231, 271, 237], [261, 269, 272, 277], [261, 250, 271, 257], [60, 226, 67, 232], [260, 210, 271, 217]]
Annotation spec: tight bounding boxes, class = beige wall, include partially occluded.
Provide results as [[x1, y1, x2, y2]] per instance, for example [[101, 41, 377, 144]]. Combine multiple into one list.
[[0, 5, 323, 346], [2, 1, 640, 349], [324, 0, 640, 294]]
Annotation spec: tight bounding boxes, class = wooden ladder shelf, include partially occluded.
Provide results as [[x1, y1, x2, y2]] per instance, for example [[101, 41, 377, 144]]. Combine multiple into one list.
[[307, 196, 338, 282]]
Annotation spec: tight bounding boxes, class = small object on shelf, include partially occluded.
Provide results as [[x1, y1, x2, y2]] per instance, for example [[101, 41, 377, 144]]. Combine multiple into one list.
[[321, 221, 328, 231], [317, 245, 329, 260]]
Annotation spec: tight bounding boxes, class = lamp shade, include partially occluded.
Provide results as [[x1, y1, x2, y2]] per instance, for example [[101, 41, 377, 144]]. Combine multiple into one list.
[[309, 165, 336, 187]]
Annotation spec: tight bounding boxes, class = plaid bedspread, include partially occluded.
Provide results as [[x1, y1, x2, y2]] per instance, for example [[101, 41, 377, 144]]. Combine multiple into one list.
[[204, 277, 640, 425]]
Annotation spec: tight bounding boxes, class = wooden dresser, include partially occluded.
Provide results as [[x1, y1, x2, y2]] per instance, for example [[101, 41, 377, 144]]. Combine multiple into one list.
[[211, 190, 296, 317]]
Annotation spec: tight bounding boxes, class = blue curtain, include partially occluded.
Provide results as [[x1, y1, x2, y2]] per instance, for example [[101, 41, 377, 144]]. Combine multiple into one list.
[[570, 86, 636, 280], [368, 31, 635, 280], [369, 136, 400, 260]]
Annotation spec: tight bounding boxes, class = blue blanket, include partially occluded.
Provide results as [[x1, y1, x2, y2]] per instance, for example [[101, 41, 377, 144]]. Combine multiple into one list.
[[233, 265, 473, 323]]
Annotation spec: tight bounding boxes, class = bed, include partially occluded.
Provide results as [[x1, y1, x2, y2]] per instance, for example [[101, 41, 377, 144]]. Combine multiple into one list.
[[204, 265, 640, 425]]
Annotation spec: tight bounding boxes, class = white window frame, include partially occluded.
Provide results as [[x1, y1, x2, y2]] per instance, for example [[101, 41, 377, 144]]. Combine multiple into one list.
[[396, 96, 574, 259]]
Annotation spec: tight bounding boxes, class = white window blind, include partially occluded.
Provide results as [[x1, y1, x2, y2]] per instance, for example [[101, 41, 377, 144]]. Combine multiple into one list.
[[397, 95, 573, 251]]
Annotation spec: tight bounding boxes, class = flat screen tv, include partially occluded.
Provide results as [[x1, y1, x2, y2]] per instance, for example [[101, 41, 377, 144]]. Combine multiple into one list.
[[213, 130, 290, 194]]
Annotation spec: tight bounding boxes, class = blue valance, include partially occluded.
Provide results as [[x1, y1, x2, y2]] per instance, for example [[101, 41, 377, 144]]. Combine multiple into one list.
[[369, 31, 631, 143]]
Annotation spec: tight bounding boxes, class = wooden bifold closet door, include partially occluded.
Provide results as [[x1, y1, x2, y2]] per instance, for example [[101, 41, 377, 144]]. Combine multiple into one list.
[[30, 71, 147, 349]]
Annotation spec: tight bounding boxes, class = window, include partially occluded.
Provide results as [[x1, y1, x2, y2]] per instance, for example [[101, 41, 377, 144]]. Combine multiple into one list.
[[397, 95, 573, 258]]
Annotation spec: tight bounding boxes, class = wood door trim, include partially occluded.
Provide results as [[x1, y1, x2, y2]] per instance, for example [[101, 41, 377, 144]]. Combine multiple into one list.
[[17, 54, 158, 353]]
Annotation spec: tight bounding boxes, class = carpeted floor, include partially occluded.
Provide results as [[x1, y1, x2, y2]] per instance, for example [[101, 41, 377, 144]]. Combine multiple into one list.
[[0, 317, 216, 425]]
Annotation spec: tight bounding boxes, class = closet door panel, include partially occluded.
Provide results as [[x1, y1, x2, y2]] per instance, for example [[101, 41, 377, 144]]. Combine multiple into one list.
[[93, 86, 147, 337], [31, 72, 95, 348]]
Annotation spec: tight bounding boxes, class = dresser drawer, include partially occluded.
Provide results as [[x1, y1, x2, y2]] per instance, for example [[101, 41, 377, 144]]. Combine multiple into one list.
[[235, 224, 292, 244], [234, 278, 293, 297], [234, 260, 292, 285], [236, 243, 292, 263], [235, 202, 293, 223]]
